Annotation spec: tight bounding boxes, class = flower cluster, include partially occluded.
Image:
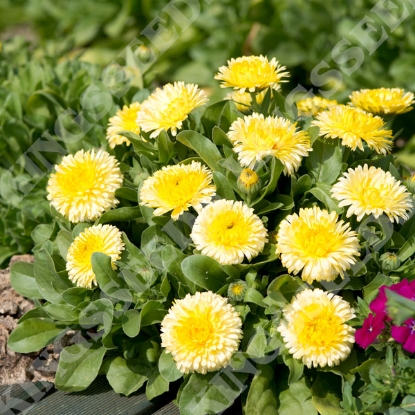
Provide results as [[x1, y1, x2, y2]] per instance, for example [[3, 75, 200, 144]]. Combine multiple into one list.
[[12, 53, 415, 413], [356, 280, 415, 353]]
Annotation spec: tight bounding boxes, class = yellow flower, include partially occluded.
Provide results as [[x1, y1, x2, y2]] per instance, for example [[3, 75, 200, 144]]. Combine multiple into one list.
[[190, 199, 268, 265], [136, 82, 208, 138], [350, 87, 415, 115], [66, 224, 124, 289], [331, 164, 413, 222], [161, 291, 243, 374], [139, 161, 216, 220], [47, 150, 123, 223], [276, 207, 360, 284], [106, 102, 141, 148], [228, 113, 312, 175], [296, 96, 338, 117], [312, 105, 393, 154], [215, 55, 289, 92], [237, 168, 262, 194], [225, 89, 269, 113], [278, 289, 355, 368]]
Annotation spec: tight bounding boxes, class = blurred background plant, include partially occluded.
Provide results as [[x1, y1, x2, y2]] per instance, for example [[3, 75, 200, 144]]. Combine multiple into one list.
[[1, 0, 415, 266]]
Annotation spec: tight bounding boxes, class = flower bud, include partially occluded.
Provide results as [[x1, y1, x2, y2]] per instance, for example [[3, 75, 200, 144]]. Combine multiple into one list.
[[380, 252, 400, 272], [237, 168, 262, 195], [228, 280, 248, 302]]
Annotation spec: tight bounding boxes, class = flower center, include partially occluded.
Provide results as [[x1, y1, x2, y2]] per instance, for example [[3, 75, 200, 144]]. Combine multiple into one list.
[[208, 211, 248, 246], [294, 304, 343, 348], [177, 312, 215, 349], [299, 223, 339, 258]]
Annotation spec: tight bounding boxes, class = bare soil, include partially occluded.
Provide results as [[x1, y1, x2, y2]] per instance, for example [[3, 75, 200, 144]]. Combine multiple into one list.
[[0, 255, 57, 386]]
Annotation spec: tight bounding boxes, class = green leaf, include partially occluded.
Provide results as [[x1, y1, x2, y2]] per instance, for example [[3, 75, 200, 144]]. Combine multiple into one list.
[[96, 206, 142, 224], [244, 287, 265, 306], [386, 290, 415, 325], [115, 187, 138, 202], [279, 378, 318, 415], [283, 354, 304, 384], [140, 300, 167, 326], [363, 273, 392, 304], [311, 373, 343, 415], [34, 249, 72, 304], [43, 304, 78, 322], [307, 182, 343, 214], [177, 130, 223, 172], [181, 255, 228, 291], [398, 234, 415, 262], [213, 171, 236, 200], [179, 371, 248, 415], [146, 368, 169, 401], [292, 174, 312, 197], [306, 139, 342, 184], [212, 126, 232, 147], [79, 299, 114, 336], [122, 309, 141, 338], [55, 341, 107, 392], [10, 261, 42, 299], [8, 319, 66, 353], [244, 365, 278, 415], [92, 252, 132, 302], [246, 327, 267, 358], [157, 130, 175, 164], [201, 100, 238, 138], [62, 287, 93, 306], [159, 349, 183, 382], [400, 395, 415, 412], [55, 230, 73, 259], [253, 158, 284, 205], [106, 356, 151, 396]]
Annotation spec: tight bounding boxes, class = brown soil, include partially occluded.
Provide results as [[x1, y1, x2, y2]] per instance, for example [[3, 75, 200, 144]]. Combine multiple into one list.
[[0, 255, 57, 386]]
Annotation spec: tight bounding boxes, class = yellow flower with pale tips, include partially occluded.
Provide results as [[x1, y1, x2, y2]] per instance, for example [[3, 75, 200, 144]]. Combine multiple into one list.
[[106, 102, 141, 148], [190, 199, 268, 265], [47, 149, 123, 223], [296, 96, 338, 117], [139, 161, 216, 220], [278, 288, 355, 368], [331, 164, 413, 222], [312, 105, 393, 154], [136, 82, 208, 138], [66, 224, 124, 289], [276, 206, 360, 284], [228, 113, 312, 175], [215, 55, 289, 92], [350, 87, 415, 115], [161, 291, 243, 374]]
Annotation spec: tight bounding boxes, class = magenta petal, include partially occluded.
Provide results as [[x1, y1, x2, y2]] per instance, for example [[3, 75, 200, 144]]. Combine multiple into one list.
[[391, 325, 410, 344], [370, 292, 387, 314], [355, 327, 376, 348], [403, 333, 415, 353]]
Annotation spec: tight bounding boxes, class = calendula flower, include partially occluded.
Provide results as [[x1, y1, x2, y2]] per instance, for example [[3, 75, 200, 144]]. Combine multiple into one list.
[[161, 291, 243, 374], [228, 113, 311, 175], [106, 102, 141, 148], [47, 150, 123, 223], [331, 164, 413, 222], [215, 55, 289, 92], [296, 96, 338, 117], [190, 200, 268, 265], [139, 161, 216, 220], [276, 207, 360, 284], [66, 224, 124, 289], [237, 168, 262, 194], [350, 88, 415, 115], [312, 105, 393, 154], [137, 82, 208, 138], [278, 289, 355, 368], [225, 89, 269, 113]]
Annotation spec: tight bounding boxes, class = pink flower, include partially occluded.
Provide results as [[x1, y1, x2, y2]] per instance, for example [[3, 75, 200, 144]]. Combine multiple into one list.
[[391, 319, 415, 353], [369, 280, 415, 317], [355, 313, 385, 348]]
